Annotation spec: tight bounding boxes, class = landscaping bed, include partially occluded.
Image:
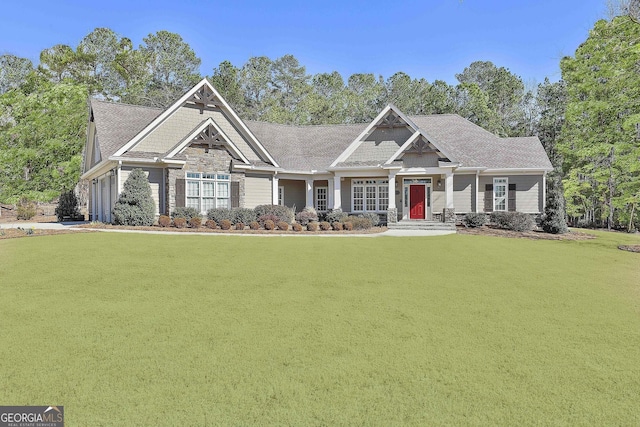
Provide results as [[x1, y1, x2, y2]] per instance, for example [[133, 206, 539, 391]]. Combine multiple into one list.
[[618, 244, 640, 253], [457, 225, 596, 240]]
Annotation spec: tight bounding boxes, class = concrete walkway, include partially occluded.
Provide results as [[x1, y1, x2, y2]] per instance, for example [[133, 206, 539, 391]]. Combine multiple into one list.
[[1, 221, 456, 237]]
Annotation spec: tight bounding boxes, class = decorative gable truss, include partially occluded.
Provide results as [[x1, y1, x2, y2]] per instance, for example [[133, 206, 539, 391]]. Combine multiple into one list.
[[385, 131, 456, 166], [165, 118, 250, 164]]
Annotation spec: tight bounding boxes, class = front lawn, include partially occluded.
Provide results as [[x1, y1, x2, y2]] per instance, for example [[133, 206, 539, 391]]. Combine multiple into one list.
[[1, 231, 639, 425]]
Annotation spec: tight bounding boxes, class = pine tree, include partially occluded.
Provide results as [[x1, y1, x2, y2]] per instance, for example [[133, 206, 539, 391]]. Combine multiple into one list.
[[112, 168, 155, 225]]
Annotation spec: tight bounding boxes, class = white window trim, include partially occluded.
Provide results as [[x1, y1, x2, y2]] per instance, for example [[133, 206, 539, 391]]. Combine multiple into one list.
[[351, 179, 389, 213], [186, 171, 231, 214], [278, 185, 285, 206], [493, 177, 508, 212], [315, 186, 328, 212]]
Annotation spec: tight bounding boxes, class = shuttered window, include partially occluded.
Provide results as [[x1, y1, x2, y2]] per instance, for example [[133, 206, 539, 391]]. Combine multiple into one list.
[[493, 178, 507, 211], [352, 179, 389, 212], [185, 172, 231, 214]]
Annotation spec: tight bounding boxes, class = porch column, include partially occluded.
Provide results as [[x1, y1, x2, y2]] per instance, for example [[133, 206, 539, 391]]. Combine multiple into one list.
[[542, 172, 547, 212], [386, 170, 398, 224], [272, 175, 279, 205], [92, 180, 97, 221], [333, 175, 342, 210], [445, 171, 454, 209], [328, 178, 335, 209], [305, 178, 314, 208], [475, 172, 479, 213]]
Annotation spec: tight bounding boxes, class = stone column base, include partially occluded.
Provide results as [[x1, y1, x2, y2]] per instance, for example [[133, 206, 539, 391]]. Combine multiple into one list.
[[387, 207, 398, 224], [443, 208, 455, 223]]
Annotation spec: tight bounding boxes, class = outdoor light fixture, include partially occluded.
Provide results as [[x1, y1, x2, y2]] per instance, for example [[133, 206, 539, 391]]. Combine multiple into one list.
[[437, 180, 442, 187]]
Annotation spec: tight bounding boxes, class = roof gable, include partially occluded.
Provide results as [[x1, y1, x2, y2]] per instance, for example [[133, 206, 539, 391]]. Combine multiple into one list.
[[113, 78, 279, 167]]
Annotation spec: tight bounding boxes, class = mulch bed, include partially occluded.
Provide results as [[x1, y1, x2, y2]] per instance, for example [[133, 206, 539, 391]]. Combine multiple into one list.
[[456, 225, 596, 241], [76, 223, 387, 235], [618, 245, 640, 253]]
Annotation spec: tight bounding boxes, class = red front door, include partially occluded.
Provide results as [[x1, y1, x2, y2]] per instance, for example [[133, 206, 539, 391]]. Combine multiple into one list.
[[409, 185, 425, 219]]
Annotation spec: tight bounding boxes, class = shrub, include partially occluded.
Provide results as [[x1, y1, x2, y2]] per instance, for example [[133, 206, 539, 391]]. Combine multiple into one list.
[[205, 219, 217, 229], [325, 209, 348, 224], [231, 208, 256, 225], [172, 206, 200, 221], [463, 212, 486, 228], [307, 222, 319, 231], [576, 219, 595, 229], [292, 222, 303, 232], [235, 222, 245, 230], [264, 219, 275, 230], [332, 222, 343, 231], [343, 221, 353, 231], [254, 204, 294, 224], [360, 212, 380, 227], [342, 215, 373, 230], [295, 206, 318, 226], [319, 221, 332, 231], [112, 169, 155, 226], [55, 190, 80, 221], [277, 221, 289, 231], [249, 221, 260, 230], [541, 176, 568, 234], [158, 215, 171, 227], [490, 211, 536, 232], [207, 208, 232, 223], [189, 216, 202, 228], [258, 214, 280, 226], [16, 198, 36, 220], [173, 217, 187, 228], [220, 219, 232, 230]]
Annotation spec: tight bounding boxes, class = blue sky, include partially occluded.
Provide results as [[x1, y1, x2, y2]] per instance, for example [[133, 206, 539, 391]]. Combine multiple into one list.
[[1, 0, 606, 85]]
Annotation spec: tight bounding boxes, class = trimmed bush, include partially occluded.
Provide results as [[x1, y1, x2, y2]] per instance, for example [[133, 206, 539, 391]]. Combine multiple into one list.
[[158, 215, 171, 227], [342, 215, 373, 230], [235, 222, 245, 230], [55, 190, 81, 221], [258, 214, 280, 226], [307, 222, 319, 231], [343, 221, 353, 231], [232, 208, 256, 225], [254, 204, 294, 224], [16, 198, 36, 220], [112, 168, 155, 226], [277, 221, 289, 231], [325, 209, 348, 224], [189, 216, 202, 228], [207, 208, 232, 223], [463, 212, 486, 228], [295, 207, 318, 226], [264, 219, 275, 230], [490, 211, 536, 232], [319, 221, 332, 231], [361, 212, 380, 226], [249, 221, 260, 230], [292, 223, 303, 232], [171, 206, 200, 221], [173, 217, 187, 228], [220, 219, 232, 230], [541, 176, 568, 234], [205, 219, 217, 229], [332, 222, 344, 231]]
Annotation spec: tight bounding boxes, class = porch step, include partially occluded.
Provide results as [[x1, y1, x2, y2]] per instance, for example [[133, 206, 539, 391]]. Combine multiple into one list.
[[388, 220, 456, 231]]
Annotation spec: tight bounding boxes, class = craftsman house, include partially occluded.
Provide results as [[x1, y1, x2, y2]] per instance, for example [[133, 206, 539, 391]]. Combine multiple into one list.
[[81, 79, 552, 225]]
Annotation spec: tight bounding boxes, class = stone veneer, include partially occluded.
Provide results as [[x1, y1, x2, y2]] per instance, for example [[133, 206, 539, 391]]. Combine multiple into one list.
[[386, 207, 398, 224], [443, 208, 455, 223], [166, 146, 245, 214]]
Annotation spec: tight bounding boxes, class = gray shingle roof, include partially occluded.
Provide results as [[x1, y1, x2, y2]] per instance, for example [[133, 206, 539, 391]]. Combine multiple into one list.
[[89, 100, 551, 172], [91, 99, 162, 159], [244, 120, 364, 171]]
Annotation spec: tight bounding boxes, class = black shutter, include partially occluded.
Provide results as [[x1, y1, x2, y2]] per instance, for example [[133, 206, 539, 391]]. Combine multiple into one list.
[[484, 184, 493, 212], [175, 178, 185, 208], [508, 183, 516, 211], [231, 181, 240, 208]]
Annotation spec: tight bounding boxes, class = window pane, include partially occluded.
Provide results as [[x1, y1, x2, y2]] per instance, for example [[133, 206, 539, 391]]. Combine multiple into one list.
[[366, 186, 376, 211], [316, 187, 327, 212], [202, 198, 215, 212], [202, 173, 215, 180], [202, 182, 214, 197], [186, 197, 200, 210], [217, 182, 229, 198], [217, 198, 229, 209], [217, 174, 230, 181], [353, 186, 363, 211], [187, 172, 201, 179], [378, 185, 389, 211], [187, 181, 199, 197]]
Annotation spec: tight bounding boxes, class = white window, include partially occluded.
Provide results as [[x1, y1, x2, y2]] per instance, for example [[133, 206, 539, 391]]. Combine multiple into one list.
[[493, 177, 508, 211], [352, 179, 389, 212], [278, 186, 285, 206], [186, 172, 230, 214], [315, 187, 328, 212]]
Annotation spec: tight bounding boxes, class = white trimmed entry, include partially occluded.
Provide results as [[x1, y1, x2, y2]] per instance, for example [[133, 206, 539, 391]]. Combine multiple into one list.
[[402, 178, 432, 220]]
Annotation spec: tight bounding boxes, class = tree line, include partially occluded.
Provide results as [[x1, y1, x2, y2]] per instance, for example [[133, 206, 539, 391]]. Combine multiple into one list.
[[0, 14, 638, 229]]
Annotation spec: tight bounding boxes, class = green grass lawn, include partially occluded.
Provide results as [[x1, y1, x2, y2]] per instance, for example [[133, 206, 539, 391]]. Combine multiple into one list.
[[1, 231, 639, 426]]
